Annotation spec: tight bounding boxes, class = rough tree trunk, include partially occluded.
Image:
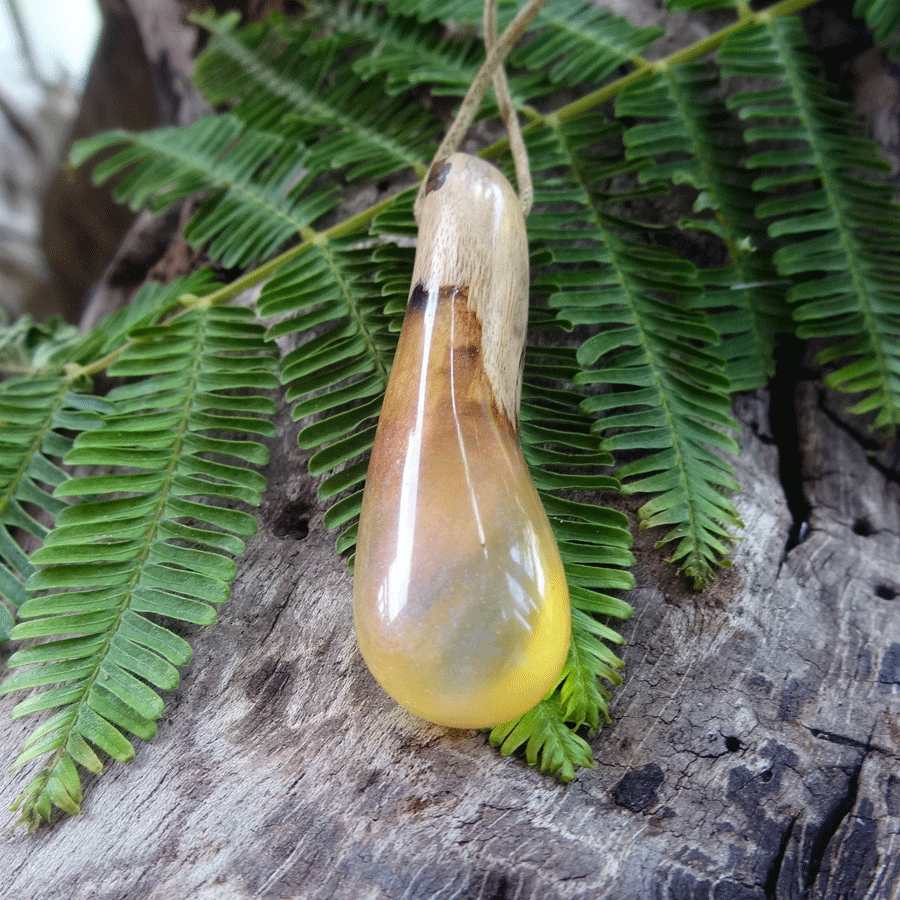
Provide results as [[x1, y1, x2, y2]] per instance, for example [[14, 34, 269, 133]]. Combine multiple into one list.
[[1, 2, 898, 898]]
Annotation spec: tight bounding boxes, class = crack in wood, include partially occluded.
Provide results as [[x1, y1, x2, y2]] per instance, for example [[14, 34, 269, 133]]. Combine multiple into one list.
[[802, 722, 879, 897], [769, 336, 815, 570], [763, 813, 797, 900]]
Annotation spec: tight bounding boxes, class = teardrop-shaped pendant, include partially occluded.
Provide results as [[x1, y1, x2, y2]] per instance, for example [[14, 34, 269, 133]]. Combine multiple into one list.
[[353, 154, 570, 729]]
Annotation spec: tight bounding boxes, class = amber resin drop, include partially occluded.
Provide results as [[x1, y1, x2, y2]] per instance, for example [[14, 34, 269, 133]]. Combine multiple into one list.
[[352, 154, 570, 729]]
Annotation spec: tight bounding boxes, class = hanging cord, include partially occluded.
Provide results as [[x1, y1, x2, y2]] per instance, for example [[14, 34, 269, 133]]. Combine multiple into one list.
[[416, 0, 547, 216], [483, 0, 534, 215]]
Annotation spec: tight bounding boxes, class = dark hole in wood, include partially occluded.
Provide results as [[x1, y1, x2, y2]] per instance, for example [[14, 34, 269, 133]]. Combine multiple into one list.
[[272, 500, 311, 540], [875, 584, 898, 600], [852, 517, 873, 536], [760, 769, 773, 783], [724, 736, 740, 752]]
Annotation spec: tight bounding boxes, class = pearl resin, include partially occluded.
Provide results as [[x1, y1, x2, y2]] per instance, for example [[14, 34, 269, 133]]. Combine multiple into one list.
[[353, 154, 570, 729]]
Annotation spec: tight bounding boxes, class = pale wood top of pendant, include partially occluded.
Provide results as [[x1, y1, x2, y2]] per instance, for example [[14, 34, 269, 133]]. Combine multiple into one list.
[[412, 153, 530, 428]]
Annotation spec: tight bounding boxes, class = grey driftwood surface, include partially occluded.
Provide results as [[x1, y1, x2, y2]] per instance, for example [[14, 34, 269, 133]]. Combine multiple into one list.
[[2, 1, 900, 898]]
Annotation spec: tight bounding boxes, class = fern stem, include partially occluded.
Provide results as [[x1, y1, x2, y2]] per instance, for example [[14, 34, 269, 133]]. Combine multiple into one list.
[[198, 189, 413, 307], [522, 0, 820, 132], [0, 363, 41, 376], [70, 348, 125, 380]]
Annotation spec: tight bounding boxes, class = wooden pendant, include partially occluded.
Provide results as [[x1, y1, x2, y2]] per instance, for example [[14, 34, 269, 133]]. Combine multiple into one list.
[[353, 153, 570, 729]]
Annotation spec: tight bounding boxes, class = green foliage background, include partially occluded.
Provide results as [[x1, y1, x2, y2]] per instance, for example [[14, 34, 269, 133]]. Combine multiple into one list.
[[1, 0, 899, 830]]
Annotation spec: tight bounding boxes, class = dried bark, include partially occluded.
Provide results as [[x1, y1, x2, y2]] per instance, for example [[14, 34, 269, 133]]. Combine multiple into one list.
[[1, 2, 898, 899]]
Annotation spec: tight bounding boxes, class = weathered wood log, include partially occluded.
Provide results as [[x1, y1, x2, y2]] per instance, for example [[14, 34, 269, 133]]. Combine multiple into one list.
[[2, 2, 898, 898]]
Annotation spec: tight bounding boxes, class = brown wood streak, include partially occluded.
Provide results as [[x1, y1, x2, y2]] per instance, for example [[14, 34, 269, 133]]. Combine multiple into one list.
[[372, 282, 514, 499]]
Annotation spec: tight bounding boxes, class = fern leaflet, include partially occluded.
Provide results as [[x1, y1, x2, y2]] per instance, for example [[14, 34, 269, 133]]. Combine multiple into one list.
[[191, 10, 436, 181], [71, 115, 337, 269], [0, 380, 112, 639], [616, 61, 787, 390]]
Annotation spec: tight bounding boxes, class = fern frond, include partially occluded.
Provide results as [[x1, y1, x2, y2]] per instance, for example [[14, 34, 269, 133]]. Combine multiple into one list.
[[71, 115, 337, 269], [509, 0, 663, 89], [489, 694, 594, 783], [665, 0, 740, 11], [191, 10, 435, 181], [530, 115, 741, 588], [616, 61, 787, 390], [721, 17, 900, 429], [0, 316, 83, 373], [385, 0, 514, 25], [0, 304, 277, 830], [93, 271, 225, 355], [259, 233, 399, 559], [383, 0, 663, 95], [853, 0, 900, 47], [522, 345, 634, 742]]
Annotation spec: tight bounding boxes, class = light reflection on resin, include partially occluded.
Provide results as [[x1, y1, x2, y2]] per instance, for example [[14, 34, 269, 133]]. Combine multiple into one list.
[[352, 155, 571, 729]]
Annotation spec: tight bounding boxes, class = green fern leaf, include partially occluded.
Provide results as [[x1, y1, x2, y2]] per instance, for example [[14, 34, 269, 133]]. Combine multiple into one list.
[[383, 0, 662, 97], [385, 0, 514, 25], [259, 235, 396, 559], [509, 0, 663, 89], [0, 316, 83, 372], [616, 61, 787, 390], [489, 694, 595, 783], [191, 10, 435, 181], [665, 0, 740, 11], [532, 115, 741, 587], [92, 271, 226, 356], [1, 304, 277, 830], [0, 379, 113, 638], [302, 0, 485, 97], [71, 115, 336, 269], [721, 17, 900, 428], [853, 0, 900, 47]]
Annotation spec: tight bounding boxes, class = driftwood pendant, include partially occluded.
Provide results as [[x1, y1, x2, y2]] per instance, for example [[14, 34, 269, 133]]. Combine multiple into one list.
[[353, 153, 570, 729]]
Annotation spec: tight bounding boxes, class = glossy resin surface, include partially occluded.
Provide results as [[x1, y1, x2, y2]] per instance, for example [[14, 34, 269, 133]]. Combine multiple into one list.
[[352, 154, 570, 729]]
